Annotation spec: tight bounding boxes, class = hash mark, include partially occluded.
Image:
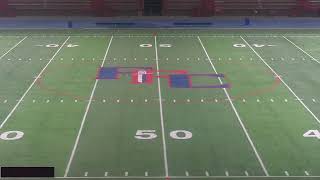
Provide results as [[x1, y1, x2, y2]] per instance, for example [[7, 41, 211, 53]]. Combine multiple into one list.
[[305, 171, 310, 176], [285, 171, 289, 176]]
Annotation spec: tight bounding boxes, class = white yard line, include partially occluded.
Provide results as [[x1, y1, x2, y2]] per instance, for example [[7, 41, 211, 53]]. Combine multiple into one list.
[[154, 36, 169, 177], [197, 36, 269, 176], [0, 36, 28, 59], [283, 36, 320, 64], [241, 36, 320, 124], [0, 36, 70, 129], [64, 36, 113, 177]]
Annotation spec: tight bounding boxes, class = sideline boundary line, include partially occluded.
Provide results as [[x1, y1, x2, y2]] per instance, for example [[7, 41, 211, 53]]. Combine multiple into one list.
[[0, 36, 70, 129], [241, 36, 320, 124], [55, 175, 319, 179], [63, 36, 114, 177], [198, 36, 269, 176], [2, 34, 320, 38], [283, 36, 320, 64], [154, 36, 169, 177], [0, 36, 28, 59]]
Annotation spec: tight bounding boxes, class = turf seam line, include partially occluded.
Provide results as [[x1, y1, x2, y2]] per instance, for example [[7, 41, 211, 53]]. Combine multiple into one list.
[[154, 36, 169, 177], [283, 36, 320, 64], [241, 36, 320, 124], [198, 36, 270, 176], [0, 36, 28, 59], [63, 36, 114, 177], [0, 36, 70, 129]]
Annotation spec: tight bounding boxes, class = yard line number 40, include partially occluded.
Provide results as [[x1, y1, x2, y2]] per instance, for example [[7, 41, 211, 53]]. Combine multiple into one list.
[[0, 131, 24, 140]]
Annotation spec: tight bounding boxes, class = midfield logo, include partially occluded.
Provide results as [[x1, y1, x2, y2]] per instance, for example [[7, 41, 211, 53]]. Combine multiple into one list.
[[96, 66, 230, 89]]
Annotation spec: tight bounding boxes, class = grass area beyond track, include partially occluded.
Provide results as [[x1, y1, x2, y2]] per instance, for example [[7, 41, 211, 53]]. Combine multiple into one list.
[[0, 29, 320, 180]]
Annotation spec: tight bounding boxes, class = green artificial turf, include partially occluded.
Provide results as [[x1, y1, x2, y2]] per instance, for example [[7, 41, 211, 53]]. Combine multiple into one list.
[[0, 29, 319, 180]]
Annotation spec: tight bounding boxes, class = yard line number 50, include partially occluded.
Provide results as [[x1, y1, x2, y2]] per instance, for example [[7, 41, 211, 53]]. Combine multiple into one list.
[[135, 130, 192, 140]]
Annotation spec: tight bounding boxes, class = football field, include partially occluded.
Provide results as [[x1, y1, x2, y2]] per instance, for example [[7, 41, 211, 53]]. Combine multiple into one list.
[[0, 29, 320, 180]]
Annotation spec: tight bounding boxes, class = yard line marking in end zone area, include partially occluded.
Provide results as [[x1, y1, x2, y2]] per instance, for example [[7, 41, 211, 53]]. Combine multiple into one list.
[[0, 36, 28, 59], [283, 36, 320, 64], [240, 36, 320, 124], [0, 36, 70, 129], [64, 36, 114, 177], [197, 36, 269, 176], [154, 36, 169, 177]]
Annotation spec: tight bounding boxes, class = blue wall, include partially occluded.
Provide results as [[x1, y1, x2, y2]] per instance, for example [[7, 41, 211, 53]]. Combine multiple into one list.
[[0, 17, 320, 28]]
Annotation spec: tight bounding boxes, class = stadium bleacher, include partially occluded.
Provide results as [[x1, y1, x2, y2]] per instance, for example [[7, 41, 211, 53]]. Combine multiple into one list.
[[3, 0, 320, 17], [8, 0, 92, 16]]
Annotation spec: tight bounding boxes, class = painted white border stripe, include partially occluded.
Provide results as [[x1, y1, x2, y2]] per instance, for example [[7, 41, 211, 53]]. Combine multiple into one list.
[[241, 36, 320, 124], [154, 36, 169, 177], [64, 36, 114, 177], [198, 36, 269, 176], [0, 36, 28, 59], [0, 36, 70, 129], [283, 36, 320, 64]]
